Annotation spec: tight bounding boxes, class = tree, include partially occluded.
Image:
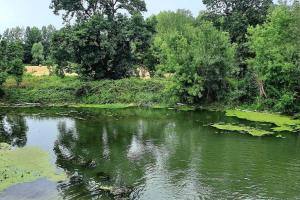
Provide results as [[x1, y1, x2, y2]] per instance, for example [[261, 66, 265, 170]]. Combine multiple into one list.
[[153, 10, 196, 74], [0, 36, 24, 88], [50, 0, 147, 21], [156, 21, 236, 103], [202, 0, 273, 74], [41, 25, 56, 59], [31, 42, 45, 65], [50, 0, 154, 80], [24, 27, 42, 64], [2, 27, 25, 43], [0, 37, 8, 89], [155, 9, 194, 35], [50, 26, 77, 77], [0, 114, 28, 147], [247, 2, 300, 112]]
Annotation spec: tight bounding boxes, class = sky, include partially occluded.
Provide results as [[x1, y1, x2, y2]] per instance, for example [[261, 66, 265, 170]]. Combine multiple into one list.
[[0, 0, 205, 32]]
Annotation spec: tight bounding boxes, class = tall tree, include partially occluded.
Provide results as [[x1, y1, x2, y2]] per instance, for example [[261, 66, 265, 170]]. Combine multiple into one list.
[[41, 25, 56, 59], [0, 36, 24, 88], [50, 0, 154, 80], [153, 10, 196, 74], [31, 42, 45, 65], [2, 27, 25, 43], [247, 2, 300, 112], [50, 0, 147, 21], [0, 36, 8, 93], [202, 0, 273, 74], [24, 27, 42, 64]]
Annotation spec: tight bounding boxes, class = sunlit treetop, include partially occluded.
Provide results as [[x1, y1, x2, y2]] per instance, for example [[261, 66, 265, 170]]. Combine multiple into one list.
[[203, 0, 273, 16], [50, 0, 147, 21]]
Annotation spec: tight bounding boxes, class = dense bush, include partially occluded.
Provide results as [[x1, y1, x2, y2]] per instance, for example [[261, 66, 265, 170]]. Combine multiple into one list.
[[155, 20, 236, 103], [247, 3, 300, 112]]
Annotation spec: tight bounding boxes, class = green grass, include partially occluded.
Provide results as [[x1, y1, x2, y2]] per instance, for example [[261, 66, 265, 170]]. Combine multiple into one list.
[[1, 75, 176, 106]]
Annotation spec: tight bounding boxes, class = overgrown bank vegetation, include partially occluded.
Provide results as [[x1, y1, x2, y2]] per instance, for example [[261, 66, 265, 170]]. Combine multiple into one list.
[[1, 0, 300, 114], [2, 75, 173, 106]]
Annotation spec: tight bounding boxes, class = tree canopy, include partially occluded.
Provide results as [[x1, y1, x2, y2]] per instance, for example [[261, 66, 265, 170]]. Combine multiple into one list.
[[247, 2, 300, 112], [153, 11, 236, 103], [50, 0, 154, 80], [31, 42, 45, 65], [50, 0, 147, 21]]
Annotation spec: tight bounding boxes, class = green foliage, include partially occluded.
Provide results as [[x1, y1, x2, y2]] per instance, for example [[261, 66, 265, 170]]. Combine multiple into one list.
[[154, 17, 236, 103], [155, 9, 194, 35], [41, 25, 56, 60], [50, 0, 154, 80], [1, 27, 25, 43], [247, 3, 300, 112], [202, 0, 273, 74], [1, 75, 174, 106], [24, 27, 42, 64], [50, 0, 147, 21], [0, 36, 24, 87], [31, 42, 45, 65]]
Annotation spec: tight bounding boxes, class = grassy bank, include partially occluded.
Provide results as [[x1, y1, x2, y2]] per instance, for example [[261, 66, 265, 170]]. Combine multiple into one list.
[[1, 75, 176, 106]]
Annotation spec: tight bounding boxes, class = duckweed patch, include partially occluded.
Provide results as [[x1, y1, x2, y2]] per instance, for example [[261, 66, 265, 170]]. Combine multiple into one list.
[[226, 110, 300, 132], [0, 144, 66, 192], [71, 104, 136, 109], [211, 124, 272, 137]]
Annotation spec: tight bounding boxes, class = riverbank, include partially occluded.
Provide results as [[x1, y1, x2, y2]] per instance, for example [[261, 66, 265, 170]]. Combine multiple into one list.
[[1, 75, 175, 106], [0, 75, 298, 115]]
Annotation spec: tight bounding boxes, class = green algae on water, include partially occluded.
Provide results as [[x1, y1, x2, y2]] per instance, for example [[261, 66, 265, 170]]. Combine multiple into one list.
[[0, 144, 66, 192], [71, 104, 136, 109], [226, 110, 300, 132], [211, 124, 272, 137]]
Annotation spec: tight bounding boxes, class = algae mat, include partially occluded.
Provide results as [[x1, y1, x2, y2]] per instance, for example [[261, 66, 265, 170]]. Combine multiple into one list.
[[0, 143, 66, 192], [226, 110, 300, 132], [212, 124, 272, 137], [211, 110, 300, 137]]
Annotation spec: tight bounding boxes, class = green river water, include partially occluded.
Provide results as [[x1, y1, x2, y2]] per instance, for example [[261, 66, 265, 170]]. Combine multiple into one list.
[[0, 107, 300, 200]]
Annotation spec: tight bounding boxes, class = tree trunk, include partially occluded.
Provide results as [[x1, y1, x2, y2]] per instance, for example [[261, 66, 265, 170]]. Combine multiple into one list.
[[257, 78, 267, 98]]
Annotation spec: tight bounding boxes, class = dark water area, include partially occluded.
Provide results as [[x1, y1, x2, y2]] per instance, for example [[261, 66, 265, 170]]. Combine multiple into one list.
[[0, 107, 300, 200]]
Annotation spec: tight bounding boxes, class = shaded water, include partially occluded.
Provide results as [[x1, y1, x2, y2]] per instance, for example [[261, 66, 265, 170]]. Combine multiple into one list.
[[1, 107, 300, 200]]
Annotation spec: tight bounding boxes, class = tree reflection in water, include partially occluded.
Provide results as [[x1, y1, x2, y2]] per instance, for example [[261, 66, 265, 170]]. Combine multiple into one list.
[[52, 109, 220, 199], [0, 114, 28, 147], [53, 109, 178, 199]]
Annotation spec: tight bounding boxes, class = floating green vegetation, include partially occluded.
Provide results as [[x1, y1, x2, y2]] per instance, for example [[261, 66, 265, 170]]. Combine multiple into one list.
[[176, 105, 196, 111], [71, 103, 136, 109], [0, 144, 66, 192], [211, 124, 272, 137], [226, 110, 300, 132]]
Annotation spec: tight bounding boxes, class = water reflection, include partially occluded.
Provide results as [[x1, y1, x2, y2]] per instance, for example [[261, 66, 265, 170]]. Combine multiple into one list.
[[1, 108, 300, 200], [0, 114, 28, 147], [50, 110, 226, 199]]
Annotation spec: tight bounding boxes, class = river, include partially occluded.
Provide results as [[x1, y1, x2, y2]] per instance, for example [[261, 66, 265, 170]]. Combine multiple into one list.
[[0, 107, 300, 200]]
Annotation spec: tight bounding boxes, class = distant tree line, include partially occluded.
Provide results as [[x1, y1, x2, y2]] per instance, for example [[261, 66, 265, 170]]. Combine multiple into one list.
[[0, 0, 299, 113], [0, 25, 56, 95]]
